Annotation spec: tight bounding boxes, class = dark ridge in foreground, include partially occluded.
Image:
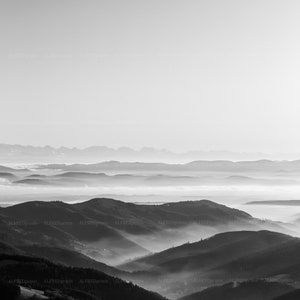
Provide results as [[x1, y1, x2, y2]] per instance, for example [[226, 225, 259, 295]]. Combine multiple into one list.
[[0, 253, 167, 300], [274, 289, 300, 300], [179, 280, 295, 300], [119, 230, 300, 298], [121, 230, 295, 272]]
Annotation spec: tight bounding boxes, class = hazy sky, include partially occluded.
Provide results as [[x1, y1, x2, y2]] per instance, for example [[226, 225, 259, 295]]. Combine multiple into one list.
[[1, 0, 300, 152]]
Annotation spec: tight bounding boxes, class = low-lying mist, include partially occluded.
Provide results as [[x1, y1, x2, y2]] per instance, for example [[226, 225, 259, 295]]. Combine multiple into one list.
[[2, 183, 300, 222]]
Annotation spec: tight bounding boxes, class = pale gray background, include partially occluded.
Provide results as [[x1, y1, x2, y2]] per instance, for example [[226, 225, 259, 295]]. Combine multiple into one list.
[[1, 0, 300, 153]]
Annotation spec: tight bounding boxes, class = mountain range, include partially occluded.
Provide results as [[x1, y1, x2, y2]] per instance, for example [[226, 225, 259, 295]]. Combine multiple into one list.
[[1, 197, 300, 299], [1, 143, 300, 163], [5, 172, 296, 187], [1, 198, 271, 266], [36, 160, 300, 174]]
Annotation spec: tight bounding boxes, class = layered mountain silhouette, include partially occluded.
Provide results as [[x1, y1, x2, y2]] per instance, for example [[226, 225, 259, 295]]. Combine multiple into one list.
[[10, 171, 297, 187], [1, 198, 300, 299], [0, 198, 288, 266], [37, 159, 300, 173], [1, 143, 294, 163], [2, 159, 300, 192]]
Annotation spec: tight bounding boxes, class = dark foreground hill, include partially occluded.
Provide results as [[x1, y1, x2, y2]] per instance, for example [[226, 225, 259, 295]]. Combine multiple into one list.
[[0, 280, 20, 300], [0, 199, 150, 265], [273, 289, 300, 300], [18, 245, 125, 277], [0, 239, 126, 279], [121, 230, 296, 272], [120, 231, 300, 299], [0, 198, 297, 299], [179, 280, 295, 300], [0, 253, 167, 300]]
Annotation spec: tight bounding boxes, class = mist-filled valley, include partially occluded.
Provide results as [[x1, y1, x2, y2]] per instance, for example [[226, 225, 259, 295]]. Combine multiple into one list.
[[2, 160, 300, 299], [2, 160, 300, 223]]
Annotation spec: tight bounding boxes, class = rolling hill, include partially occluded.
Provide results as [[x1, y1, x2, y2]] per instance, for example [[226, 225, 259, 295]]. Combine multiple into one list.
[[179, 280, 295, 300], [0, 200, 150, 265], [0, 198, 292, 266], [120, 231, 300, 299]]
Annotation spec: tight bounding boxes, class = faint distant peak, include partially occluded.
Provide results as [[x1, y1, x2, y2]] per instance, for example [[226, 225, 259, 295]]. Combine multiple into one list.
[[0, 143, 300, 164]]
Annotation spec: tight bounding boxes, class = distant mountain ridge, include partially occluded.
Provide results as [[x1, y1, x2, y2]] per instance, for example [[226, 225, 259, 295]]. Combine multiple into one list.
[[9, 171, 297, 187], [247, 200, 300, 206], [36, 159, 300, 174], [1, 143, 300, 163]]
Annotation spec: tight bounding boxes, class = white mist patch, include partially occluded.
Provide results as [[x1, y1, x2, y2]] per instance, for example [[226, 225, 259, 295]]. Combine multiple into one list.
[[238, 204, 300, 223], [0, 178, 10, 184], [119, 224, 224, 255]]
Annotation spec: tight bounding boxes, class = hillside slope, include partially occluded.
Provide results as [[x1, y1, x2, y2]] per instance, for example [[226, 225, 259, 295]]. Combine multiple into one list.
[[0, 253, 166, 300], [179, 280, 295, 300]]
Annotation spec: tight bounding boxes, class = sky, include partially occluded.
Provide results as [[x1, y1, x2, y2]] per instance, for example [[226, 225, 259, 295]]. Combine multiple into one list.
[[1, 0, 300, 153]]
